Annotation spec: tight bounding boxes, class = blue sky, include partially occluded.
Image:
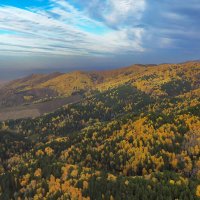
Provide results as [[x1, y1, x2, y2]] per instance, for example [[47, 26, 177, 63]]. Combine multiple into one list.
[[0, 0, 200, 79]]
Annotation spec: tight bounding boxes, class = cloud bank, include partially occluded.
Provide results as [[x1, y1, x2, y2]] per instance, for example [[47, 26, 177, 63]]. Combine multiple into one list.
[[0, 0, 146, 56]]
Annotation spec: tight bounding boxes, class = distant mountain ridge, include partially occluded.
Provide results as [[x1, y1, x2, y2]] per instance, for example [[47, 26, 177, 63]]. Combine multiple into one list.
[[0, 61, 199, 109]]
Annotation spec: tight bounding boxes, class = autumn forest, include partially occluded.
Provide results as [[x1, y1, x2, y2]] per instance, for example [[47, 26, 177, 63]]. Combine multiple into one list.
[[0, 61, 200, 200]]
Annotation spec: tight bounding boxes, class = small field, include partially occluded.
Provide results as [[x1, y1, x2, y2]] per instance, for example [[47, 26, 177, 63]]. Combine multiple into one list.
[[0, 95, 82, 121]]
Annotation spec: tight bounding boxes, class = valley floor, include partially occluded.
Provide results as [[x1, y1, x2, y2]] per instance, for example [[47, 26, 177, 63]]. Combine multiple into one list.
[[0, 94, 82, 121]]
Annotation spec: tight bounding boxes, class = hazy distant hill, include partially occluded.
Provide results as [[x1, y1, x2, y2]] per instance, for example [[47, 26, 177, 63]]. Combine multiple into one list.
[[0, 65, 146, 107], [0, 61, 199, 120], [0, 80, 7, 88]]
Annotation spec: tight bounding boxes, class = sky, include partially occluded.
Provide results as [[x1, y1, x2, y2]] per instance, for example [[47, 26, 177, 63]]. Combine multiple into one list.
[[0, 0, 200, 79]]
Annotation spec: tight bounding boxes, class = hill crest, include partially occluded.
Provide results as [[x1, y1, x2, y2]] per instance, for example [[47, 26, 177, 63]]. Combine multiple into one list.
[[0, 61, 199, 109]]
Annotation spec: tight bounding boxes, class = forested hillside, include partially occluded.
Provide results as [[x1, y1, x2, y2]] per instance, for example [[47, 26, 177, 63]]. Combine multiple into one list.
[[1, 61, 199, 108], [0, 62, 200, 199]]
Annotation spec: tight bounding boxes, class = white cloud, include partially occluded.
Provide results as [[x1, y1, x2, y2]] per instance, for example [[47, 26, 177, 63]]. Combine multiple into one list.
[[0, 0, 146, 56], [103, 0, 146, 26]]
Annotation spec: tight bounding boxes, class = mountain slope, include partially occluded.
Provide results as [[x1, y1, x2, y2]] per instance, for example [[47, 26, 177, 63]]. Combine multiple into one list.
[[0, 73, 62, 107], [0, 61, 199, 113], [0, 61, 200, 199]]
